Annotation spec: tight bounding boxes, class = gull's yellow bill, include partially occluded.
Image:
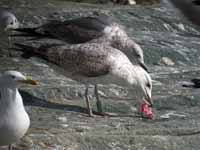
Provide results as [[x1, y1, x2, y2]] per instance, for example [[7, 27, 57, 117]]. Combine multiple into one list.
[[19, 76, 37, 85]]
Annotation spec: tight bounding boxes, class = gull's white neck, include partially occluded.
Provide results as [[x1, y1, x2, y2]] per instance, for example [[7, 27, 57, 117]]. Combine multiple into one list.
[[0, 87, 24, 110]]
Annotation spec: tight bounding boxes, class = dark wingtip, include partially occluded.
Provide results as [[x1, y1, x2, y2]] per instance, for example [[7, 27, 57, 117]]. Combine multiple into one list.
[[9, 47, 23, 52], [182, 84, 194, 88], [181, 79, 200, 88], [191, 78, 200, 88], [13, 43, 32, 52], [12, 43, 35, 59], [13, 27, 37, 32], [191, 78, 200, 84], [10, 33, 37, 38], [11, 27, 45, 39], [21, 53, 33, 59], [14, 43, 29, 49], [192, 0, 200, 5]]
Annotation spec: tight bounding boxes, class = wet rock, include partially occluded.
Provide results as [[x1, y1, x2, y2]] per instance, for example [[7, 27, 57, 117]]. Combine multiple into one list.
[[160, 111, 187, 119], [128, 0, 136, 5], [56, 116, 68, 122], [111, 0, 136, 5], [74, 126, 92, 132], [159, 57, 175, 66]]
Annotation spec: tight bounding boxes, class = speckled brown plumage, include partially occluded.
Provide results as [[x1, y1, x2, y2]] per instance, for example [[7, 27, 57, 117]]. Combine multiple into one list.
[[13, 14, 148, 72], [14, 42, 152, 116]]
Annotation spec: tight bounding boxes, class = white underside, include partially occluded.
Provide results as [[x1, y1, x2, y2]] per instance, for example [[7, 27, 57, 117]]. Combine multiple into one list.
[[0, 89, 30, 146]]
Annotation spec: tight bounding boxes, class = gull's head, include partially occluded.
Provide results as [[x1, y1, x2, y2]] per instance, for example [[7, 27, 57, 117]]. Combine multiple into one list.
[[1, 13, 19, 31], [132, 42, 144, 64], [131, 43, 150, 72], [126, 39, 144, 64], [121, 39, 147, 71], [136, 68, 153, 107], [0, 71, 37, 87]]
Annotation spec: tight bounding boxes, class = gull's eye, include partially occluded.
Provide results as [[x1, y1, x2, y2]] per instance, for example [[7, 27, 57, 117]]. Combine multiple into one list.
[[10, 22, 14, 25], [146, 83, 151, 88], [15, 19, 17, 23], [11, 75, 15, 79], [136, 53, 140, 57]]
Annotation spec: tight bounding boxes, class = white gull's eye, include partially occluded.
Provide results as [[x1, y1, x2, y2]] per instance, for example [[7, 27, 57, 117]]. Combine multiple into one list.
[[11, 75, 15, 79], [146, 83, 151, 88]]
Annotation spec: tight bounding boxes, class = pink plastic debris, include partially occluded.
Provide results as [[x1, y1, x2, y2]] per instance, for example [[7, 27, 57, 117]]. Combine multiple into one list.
[[141, 102, 153, 119]]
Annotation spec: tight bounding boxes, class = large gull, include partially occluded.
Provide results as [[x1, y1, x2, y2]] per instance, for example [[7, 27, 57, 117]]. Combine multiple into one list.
[[13, 14, 148, 71], [0, 71, 37, 150], [12, 14, 149, 114], [14, 42, 153, 117]]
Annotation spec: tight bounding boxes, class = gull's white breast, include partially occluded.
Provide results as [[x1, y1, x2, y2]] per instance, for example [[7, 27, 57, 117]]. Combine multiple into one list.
[[0, 89, 30, 146]]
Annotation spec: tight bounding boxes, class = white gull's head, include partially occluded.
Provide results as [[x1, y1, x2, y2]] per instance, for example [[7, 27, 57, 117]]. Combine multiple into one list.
[[0, 10, 19, 31], [0, 71, 37, 87], [109, 49, 152, 106]]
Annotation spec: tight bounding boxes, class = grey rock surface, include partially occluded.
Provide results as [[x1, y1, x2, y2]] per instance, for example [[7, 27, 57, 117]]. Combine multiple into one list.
[[1, 0, 200, 149]]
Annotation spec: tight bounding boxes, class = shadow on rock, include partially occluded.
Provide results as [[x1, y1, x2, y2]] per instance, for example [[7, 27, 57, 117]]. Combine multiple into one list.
[[19, 90, 146, 118], [19, 89, 100, 115]]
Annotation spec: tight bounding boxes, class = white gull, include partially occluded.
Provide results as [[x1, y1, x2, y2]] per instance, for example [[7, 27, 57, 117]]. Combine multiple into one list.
[[0, 71, 37, 150]]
